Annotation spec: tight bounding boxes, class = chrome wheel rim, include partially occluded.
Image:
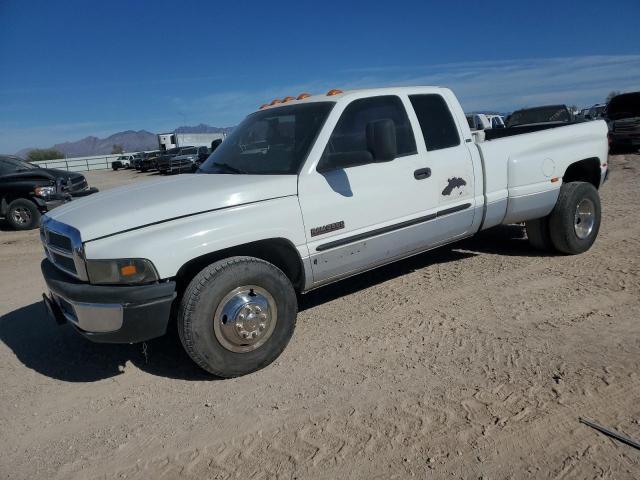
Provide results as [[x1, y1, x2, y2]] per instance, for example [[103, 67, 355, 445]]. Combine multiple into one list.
[[214, 285, 277, 353], [11, 207, 31, 225], [574, 198, 595, 239]]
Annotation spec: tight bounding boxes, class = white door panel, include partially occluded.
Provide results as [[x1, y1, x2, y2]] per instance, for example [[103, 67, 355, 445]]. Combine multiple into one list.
[[299, 92, 476, 286], [299, 152, 438, 255]]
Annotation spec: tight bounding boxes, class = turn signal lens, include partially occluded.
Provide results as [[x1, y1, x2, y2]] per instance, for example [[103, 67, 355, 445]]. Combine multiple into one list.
[[120, 265, 137, 276], [297, 92, 311, 100], [326, 89, 343, 96], [551, 177, 559, 183], [269, 98, 282, 105]]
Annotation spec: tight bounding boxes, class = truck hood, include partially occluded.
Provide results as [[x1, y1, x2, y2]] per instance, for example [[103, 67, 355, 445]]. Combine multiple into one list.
[[46, 174, 298, 241], [2, 167, 84, 183]]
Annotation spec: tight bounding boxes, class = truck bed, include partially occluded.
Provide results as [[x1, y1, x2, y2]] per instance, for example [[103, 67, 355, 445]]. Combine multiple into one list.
[[484, 121, 585, 141], [475, 120, 609, 230]]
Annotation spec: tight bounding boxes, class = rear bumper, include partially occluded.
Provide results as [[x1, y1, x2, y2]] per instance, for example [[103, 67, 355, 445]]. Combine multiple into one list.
[[41, 259, 176, 343]]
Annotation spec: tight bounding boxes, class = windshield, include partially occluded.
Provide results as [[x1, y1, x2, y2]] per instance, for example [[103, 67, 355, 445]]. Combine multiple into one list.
[[0, 157, 38, 172], [507, 106, 570, 127], [199, 102, 334, 175]]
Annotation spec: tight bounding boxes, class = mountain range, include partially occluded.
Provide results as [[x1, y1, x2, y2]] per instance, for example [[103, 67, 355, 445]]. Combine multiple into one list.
[[17, 124, 235, 158]]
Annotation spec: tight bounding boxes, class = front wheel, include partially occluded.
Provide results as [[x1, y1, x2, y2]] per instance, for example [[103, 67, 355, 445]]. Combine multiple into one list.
[[549, 181, 601, 254], [178, 256, 297, 378], [7, 198, 41, 230]]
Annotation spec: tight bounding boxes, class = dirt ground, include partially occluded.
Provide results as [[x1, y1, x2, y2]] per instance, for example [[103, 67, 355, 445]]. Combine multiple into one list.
[[1, 157, 639, 480]]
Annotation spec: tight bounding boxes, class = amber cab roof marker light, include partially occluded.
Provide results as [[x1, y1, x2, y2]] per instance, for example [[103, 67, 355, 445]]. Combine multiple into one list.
[[282, 96, 296, 103], [259, 104, 269, 110], [297, 93, 311, 100], [270, 98, 282, 106], [326, 89, 343, 96]]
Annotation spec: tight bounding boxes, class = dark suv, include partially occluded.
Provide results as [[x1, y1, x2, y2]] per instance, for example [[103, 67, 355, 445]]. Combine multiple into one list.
[[0, 155, 98, 230], [607, 92, 640, 151]]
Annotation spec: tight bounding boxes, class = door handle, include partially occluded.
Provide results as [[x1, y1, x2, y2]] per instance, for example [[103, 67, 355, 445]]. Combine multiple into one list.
[[414, 168, 431, 180]]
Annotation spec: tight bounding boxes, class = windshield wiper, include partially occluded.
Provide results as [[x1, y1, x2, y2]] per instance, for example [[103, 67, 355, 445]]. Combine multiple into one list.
[[213, 163, 247, 174]]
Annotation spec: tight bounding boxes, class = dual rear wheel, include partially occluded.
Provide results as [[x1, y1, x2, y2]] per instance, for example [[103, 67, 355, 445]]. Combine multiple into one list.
[[526, 181, 601, 254]]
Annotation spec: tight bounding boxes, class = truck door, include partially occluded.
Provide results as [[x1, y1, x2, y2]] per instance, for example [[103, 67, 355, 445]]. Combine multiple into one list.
[[298, 94, 441, 285], [406, 93, 476, 245]]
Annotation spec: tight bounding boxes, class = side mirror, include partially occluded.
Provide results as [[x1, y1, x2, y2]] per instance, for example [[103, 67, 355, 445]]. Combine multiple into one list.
[[317, 151, 374, 173], [366, 118, 397, 161]]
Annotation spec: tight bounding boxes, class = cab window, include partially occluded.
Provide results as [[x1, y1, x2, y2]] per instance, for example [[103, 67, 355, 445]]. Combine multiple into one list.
[[323, 95, 417, 159]]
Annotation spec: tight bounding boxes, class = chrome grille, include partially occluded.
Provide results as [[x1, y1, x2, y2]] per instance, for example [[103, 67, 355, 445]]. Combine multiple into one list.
[[41, 218, 88, 281], [51, 251, 77, 273], [48, 231, 73, 251]]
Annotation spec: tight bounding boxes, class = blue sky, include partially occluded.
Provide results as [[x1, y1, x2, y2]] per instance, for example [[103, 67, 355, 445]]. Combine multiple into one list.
[[1, 0, 639, 153]]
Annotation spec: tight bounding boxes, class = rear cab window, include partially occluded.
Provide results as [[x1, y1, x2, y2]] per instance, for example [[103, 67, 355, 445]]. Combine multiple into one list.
[[409, 94, 460, 151]]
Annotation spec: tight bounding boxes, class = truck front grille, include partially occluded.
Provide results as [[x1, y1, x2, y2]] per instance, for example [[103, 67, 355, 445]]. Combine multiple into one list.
[[50, 251, 77, 274], [40, 219, 88, 281], [48, 231, 73, 251]]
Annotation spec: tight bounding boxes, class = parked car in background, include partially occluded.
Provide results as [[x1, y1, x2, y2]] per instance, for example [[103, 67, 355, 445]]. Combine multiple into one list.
[[135, 151, 160, 171], [605, 91, 640, 151], [139, 151, 162, 172], [586, 104, 606, 120], [157, 146, 209, 174], [155, 147, 183, 174], [466, 113, 492, 131], [39, 86, 608, 377], [111, 154, 136, 170], [487, 115, 506, 129], [0, 155, 98, 230], [577, 107, 590, 120], [131, 153, 147, 170]]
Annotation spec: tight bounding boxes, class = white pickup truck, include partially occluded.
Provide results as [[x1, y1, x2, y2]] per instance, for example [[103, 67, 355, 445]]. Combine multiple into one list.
[[40, 86, 609, 377]]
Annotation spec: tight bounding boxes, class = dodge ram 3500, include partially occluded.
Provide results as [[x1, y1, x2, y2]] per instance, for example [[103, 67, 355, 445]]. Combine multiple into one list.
[[39, 87, 609, 377]]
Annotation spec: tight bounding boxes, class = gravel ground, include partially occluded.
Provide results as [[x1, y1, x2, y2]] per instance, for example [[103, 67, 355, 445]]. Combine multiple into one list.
[[1, 157, 639, 479]]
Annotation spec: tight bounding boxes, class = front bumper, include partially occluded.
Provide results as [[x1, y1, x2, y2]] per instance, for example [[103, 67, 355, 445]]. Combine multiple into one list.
[[33, 194, 71, 212], [70, 186, 99, 197], [41, 259, 176, 343], [610, 132, 640, 146]]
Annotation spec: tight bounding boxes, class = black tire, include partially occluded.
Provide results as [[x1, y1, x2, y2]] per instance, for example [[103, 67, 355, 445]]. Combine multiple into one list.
[[112, 165, 119, 171], [549, 181, 601, 254], [525, 216, 553, 251], [6, 198, 41, 230], [178, 256, 297, 378]]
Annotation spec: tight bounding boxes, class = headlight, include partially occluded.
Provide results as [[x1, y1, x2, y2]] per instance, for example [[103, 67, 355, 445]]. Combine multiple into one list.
[[34, 186, 56, 197], [86, 258, 159, 285]]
